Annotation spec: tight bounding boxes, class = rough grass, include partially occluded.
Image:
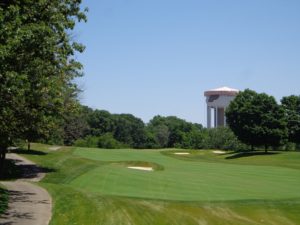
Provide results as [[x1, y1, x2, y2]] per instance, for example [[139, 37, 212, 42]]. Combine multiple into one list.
[[17, 144, 300, 225], [0, 185, 8, 215]]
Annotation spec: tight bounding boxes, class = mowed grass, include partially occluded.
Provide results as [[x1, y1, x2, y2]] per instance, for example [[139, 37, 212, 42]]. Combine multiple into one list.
[[17, 144, 300, 225], [72, 148, 300, 201]]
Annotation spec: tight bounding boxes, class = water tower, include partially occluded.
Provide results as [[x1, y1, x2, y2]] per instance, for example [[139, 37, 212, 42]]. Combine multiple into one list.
[[204, 87, 239, 128]]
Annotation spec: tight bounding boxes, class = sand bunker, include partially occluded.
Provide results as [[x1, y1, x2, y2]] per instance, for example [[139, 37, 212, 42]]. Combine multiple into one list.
[[49, 146, 61, 151], [213, 150, 226, 154], [174, 152, 190, 155], [127, 166, 153, 171]]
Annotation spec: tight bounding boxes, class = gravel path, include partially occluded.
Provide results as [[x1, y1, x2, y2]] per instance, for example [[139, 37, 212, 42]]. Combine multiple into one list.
[[0, 153, 52, 225]]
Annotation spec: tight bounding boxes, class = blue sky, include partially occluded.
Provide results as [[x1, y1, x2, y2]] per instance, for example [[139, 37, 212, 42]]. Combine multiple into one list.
[[75, 0, 300, 125]]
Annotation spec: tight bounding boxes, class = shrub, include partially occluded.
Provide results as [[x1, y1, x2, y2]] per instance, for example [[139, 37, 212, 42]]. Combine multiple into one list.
[[203, 127, 247, 151], [180, 130, 206, 149], [74, 136, 99, 148], [97, 133, 125, 149]]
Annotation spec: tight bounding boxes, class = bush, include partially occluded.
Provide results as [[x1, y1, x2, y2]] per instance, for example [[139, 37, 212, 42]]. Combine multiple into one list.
[[180, 130, 206, 149], [97, 133, 125, 149], [203, 127, 247, 151], [74, 136, 99, 148]]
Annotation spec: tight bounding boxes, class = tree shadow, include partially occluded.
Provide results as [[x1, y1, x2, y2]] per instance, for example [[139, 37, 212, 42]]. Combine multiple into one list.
[[10, 149, 47, 156], [15, 162, 56, 180], [225, 151, 280, 160], [1, 158, 56, 180], [1, 160, 21, 180], [0, 188, 51, 223]]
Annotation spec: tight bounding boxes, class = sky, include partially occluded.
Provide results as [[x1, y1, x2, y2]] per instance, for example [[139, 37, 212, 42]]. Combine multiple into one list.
[[74, 0, 300, 126]]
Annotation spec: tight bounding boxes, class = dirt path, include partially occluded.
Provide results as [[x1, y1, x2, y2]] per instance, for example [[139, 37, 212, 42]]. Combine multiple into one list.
[[0, 153, 52, 225]]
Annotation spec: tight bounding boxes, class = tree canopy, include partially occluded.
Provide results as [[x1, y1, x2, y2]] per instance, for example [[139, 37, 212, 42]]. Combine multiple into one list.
[[281, 95, 300, 144], [0, 0, 87, 174], [226, 89, 287, 151]]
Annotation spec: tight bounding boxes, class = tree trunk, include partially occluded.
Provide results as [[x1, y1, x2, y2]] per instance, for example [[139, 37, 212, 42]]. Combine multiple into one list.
[[251, 145, 254, 151], [265, 145, 268, 153], [27, 141, 31, 151], [0, 146, 7, 178]]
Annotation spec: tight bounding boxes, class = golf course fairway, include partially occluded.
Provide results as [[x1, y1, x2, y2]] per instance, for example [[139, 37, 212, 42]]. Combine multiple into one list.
[[15, 144, 300, 225]]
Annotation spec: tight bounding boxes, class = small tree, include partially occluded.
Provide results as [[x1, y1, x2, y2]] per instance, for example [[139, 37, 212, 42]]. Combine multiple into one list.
[[226, 89, 287, 152]]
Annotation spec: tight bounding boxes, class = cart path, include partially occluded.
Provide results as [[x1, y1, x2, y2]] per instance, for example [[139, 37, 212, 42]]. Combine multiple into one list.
[[0, 153, 52, 225]]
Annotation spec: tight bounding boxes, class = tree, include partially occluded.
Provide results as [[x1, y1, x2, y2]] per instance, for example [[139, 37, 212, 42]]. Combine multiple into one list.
[[113, 114, 147, 148], [281, 95, 300, 145], [97, 133, 124, 149], [0, 72, 26, 173], [63, 104, 90, 146], [153, 125, 170, 148], [226, 89, 287, 152], [181, 129, 205, 149], [0, 0, 87, 175], [202, 127, 245, 151], [147, 115, 198, 148], [87, 110, 115, 136]]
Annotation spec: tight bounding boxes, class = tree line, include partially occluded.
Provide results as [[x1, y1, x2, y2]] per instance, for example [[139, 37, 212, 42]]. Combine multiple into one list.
[[55, 105, 245, 150], [64, 89, 300, 152]]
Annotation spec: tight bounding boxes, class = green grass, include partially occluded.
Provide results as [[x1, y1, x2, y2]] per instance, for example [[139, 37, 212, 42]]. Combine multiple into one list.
[[0, 185, 8, 215], [71, 148, 300, 201], [15, 143, 300, 225]]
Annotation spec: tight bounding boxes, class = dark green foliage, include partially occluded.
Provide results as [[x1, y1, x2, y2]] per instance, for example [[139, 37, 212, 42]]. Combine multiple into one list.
[[281, 95, 300, 144], [0, 0, 87, 174], [147, 115, 202, 148], [88, 110, 115, 136], [74, 134, 125, 149], [97, 133, 125, 149], [75, 109, 245, 150], [0, 0, 87, 143], [38, 92, 300, 151], [226, 89, 287, 151], [180, 129, 205, 149], [203, 127, 246, 151], [63, 105, 90, 145], [74, 136, 99, 148], [151, 124, 170, 148], [113, 114, 147, 148], [83, 110, 147, 148]]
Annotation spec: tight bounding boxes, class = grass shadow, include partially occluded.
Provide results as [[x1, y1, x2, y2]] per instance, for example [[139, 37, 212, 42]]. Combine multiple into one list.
[[226, 151, 280, 160]]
